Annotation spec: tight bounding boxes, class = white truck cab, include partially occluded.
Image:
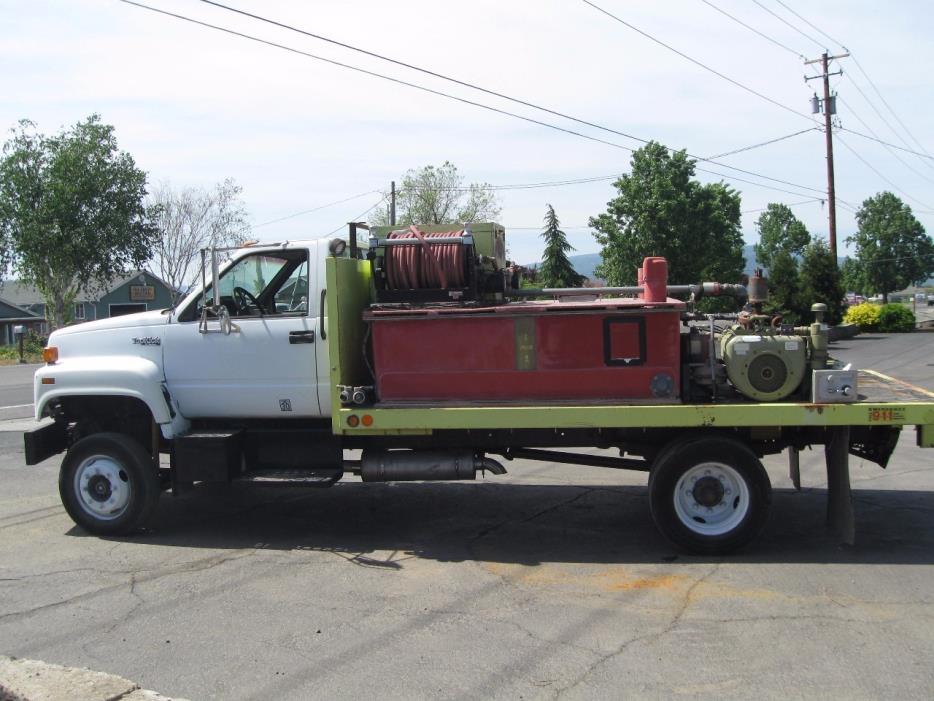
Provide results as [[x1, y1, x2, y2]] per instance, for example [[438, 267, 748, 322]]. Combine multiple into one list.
[[34, 239, 334, 440]]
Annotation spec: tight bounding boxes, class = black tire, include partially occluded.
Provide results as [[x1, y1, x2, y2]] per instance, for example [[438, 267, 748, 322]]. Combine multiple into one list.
[[648, 435, 771, 555], [59, 432, 160, 536]]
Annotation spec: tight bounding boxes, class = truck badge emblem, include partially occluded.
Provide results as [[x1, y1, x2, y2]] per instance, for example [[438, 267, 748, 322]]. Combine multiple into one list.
[[131, 336, 161, 346], [279, 399, 293, 412]]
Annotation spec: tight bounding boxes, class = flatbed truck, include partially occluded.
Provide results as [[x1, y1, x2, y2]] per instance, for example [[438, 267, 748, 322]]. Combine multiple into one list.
[[22, 224, 934, 554]]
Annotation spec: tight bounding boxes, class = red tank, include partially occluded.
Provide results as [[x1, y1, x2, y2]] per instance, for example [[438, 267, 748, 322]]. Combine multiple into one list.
[[365, 259, 684, 403]]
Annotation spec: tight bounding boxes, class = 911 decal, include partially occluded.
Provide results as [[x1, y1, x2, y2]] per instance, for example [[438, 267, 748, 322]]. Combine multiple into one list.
[[868, 407, 905, 422]]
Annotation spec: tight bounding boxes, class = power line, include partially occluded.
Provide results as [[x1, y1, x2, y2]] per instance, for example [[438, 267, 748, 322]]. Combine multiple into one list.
[[841, 127, 934, 162], [251, 189, 382, 229], [194, 0, 828, 196], [705, 128, 817, 159], [749, 0, 825, 51], [835, 135, 934, 213], [741, 198, 824, 214], [771, 0, 845, 50], [120, 0, 827, 200], [699, 0, 803, 57], [837, 98, 934, 186], [847, 54, 934, 170], [580, 0, 820, 124], [324, 196, 388, 236]]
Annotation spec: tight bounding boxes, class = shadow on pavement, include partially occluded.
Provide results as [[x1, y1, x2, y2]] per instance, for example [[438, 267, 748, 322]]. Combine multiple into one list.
[[71, 481, 934, 567]]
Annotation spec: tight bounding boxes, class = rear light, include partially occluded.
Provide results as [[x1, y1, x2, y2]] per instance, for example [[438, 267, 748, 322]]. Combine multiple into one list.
[[43, 346, 59, 364]]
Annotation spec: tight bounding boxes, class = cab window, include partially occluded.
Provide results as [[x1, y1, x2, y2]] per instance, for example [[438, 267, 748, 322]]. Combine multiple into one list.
[[181, 249, 309, 321]]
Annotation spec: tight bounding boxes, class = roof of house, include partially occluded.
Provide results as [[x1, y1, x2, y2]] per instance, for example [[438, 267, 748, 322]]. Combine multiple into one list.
[[0, 296, 41, 321], [0, 270, 175, 307]]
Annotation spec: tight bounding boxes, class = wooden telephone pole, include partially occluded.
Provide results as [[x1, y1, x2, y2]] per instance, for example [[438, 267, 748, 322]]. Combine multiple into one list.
[[805, 51, 849, 261]]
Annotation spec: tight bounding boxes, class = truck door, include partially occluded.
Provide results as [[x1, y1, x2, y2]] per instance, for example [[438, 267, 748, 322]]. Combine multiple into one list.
[[163, 246, 323, 418]]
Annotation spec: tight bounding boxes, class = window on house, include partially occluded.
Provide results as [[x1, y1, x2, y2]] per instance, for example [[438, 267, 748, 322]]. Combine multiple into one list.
[[74, 303, 86, 320]]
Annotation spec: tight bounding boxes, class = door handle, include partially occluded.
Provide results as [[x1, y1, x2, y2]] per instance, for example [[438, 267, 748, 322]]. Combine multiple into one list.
[[319, 289, 327, 340], [289, 330, 315, 344]]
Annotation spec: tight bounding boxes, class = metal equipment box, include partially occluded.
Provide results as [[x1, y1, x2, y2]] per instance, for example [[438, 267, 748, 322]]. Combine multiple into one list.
[[365, 297, 685, 403]]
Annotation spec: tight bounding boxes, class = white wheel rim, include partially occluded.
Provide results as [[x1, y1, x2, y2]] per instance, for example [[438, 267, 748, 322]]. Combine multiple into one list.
[[74, 454, 131, 520], [672, 461, 750, 536]]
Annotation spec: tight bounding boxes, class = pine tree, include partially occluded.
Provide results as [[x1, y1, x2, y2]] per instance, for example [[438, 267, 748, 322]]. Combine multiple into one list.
[[539, 204, 585, 288]]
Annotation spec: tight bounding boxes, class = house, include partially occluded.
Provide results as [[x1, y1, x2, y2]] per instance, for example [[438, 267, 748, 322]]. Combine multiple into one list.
[[0, 296, 44, 346], [0, 271, 176, 344]]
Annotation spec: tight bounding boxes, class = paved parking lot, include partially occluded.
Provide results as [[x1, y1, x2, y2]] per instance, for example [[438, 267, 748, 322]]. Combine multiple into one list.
[[1, 334, 933, 700]]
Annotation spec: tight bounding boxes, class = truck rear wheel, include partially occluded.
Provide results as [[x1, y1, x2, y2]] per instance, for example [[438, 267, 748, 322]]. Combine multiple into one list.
[[59, 432, 160, 536], [648, 436, 771, 555]]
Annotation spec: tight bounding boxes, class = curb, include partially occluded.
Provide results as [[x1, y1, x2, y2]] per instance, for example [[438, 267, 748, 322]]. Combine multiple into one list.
[[0, 656, 190, 701]]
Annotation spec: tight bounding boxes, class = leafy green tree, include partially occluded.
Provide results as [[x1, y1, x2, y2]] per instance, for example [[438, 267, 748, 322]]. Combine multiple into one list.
[[799, 239, 845, 325], [0, 115, 156, 329], [764, 250, 801, 323], [848, 191, 934, 303], [371, 161, 500, 226], [539, 204, 585, 288], [840, 257, 866, 295], [753, 203, 811, 271], [590, 142, 745, 290]]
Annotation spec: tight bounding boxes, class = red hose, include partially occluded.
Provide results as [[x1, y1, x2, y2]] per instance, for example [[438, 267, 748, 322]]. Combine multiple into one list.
[[385, 227, 466, 290]]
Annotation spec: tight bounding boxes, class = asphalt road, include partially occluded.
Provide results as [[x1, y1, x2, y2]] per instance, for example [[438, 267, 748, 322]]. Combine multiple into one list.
[[0, 363, 39, 421], [1, 335, 933, 700]]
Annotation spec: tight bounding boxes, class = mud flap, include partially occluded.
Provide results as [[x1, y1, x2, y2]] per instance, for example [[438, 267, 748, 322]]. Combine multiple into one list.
[[825, 426, 855, 545], [23, 422, 68, 466], [849, 425, 901, 468]]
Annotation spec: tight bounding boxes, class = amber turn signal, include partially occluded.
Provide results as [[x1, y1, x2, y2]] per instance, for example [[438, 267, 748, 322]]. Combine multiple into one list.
[[43, 347, 59, 364], [347, 415, 359, 427]]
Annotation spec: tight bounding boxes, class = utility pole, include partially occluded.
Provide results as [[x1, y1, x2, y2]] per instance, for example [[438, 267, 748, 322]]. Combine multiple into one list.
[[390, 181, 396, 226], [805, 51, 849, 262]]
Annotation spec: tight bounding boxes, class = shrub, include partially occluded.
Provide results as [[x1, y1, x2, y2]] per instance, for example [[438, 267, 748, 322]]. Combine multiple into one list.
[[877, 303, 915, 333], [0, 331, 46, 364], [843, 302, 881, 331]]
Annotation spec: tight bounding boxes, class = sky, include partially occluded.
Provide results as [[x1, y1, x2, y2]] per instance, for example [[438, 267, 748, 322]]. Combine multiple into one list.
[[1, 0, 933, 266]]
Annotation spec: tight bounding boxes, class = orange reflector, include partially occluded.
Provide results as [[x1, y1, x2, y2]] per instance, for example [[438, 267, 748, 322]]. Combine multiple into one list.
[[43, 347, 59, 364], [41, 377, 55, 385], [347, 415, 359, 427], [361, 414, 373, 427]]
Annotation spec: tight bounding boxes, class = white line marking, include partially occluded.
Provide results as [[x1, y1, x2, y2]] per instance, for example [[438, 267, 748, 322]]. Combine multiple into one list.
[[0, 404, 34, 410]]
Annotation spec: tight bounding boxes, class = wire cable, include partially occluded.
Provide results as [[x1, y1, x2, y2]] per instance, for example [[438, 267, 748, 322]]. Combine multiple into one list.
[[772, 0, 845, 50], [324, 196, 388, 236], [705, 128, 817, 159], [838, 99, 934, 186], [835, 136, 934, 213], [699, 0, 804, 57], [193, 0, 827, 195], [847, 54, 934, 169], [252, 189, 382, 229], [581, 0, 820, 124], [749, 0, 825, 51], [120, 0, 828, 200]]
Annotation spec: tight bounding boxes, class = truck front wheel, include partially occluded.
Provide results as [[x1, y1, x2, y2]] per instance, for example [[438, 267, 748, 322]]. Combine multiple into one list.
[[59, 432, 160, 536], [648, 436, 771, 555]]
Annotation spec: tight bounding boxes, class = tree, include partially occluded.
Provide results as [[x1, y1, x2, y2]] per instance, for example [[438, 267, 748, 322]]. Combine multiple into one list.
[[764, 249, 801, 322], [149, 178, 250, 301], [539, 204, 585, 288], [753, 203, 811, 271], [590, 142, 745, 289], [799, 239, 845, 325], [370, 161, 500, 226], [0, 115, 155, 329], [840, 257, 866, 295], [849, 191, 934, 303]]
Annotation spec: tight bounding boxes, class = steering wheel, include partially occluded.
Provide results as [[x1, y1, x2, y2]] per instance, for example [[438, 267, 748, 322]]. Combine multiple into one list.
[[233, 286, 261, 314]]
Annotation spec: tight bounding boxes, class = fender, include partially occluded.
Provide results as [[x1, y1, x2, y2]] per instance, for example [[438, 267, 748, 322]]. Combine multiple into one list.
[[34, 356, 190, 439]]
